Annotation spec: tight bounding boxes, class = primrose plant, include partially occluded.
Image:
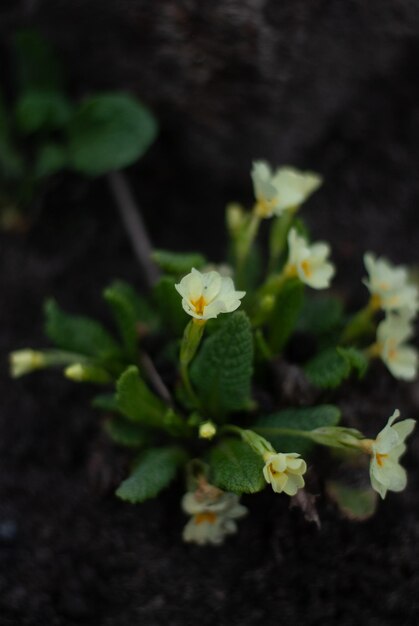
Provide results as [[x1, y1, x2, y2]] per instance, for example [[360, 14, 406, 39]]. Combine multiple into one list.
[[11, 162, 418, 545]]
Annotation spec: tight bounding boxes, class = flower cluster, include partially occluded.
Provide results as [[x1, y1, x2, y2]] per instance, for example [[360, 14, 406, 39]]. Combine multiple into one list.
[[364, 255, 419, 380], [9, 159, 418, 546]]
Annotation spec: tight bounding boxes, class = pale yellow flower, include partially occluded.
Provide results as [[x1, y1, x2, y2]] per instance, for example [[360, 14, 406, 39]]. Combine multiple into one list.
[[182, 490, 247, 545], [363, 253, 419, 315], [364, 410, 415, 499], [285, 228, 335, 289], [251, 161, 322, 218], [375, 313, 418, 381], [175, 268, 245, 321], [9, 350, 45, 378], [199, 421, 217, 440], [263, 451, 307, 496]]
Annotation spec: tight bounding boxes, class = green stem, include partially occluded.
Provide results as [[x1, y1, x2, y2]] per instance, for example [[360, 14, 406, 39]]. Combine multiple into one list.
[[235, 211, 261, 288], [268, 210, 294, 272], [179, 320, 206, 404], [340, 299, 377, 344]]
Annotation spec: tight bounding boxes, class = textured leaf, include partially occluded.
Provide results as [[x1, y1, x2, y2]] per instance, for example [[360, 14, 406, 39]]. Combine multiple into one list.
[[298, 296, 344, 335], [337, 347, 369, 378], [254, 405, 341, 454], [153, 276, 188, 336], [116, 366, 167, 428], [67, 94, 157, 176], [304, 348, 350, 389], [116, 447, 186, 503], [104, 416, 148, 448], [268, 278, 305, 353], [190, 312, 253, 418], [108, 280, 156, 329], [152, 250, 206, 274], [209, 439, 265, 494], [44, 299, 121, 361], [326, 480, 378, 521]]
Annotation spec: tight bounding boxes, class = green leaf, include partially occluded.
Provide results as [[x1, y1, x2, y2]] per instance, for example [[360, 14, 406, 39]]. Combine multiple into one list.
[[91, 393, 119, 412], [34, 143, 68, 178], [190, 312, 253, 418], [152, 250, 206, 274], [326, 480, 378, 521], [67, 94, 157, 176], [254, 404, 341, 454], [104, 416, 148, 448], [298, 296, 344, 336], [116, 366, 167, 429], [337, 347, 369, 378], [153, 275, 188, 336], [44, 299, 121, 361], [209, 439, 265, 494], [14, 30, 64, 93], [304, 347, 350, 389], [108, 280, 156, 329], [16, 92, 72, 133], [116, 446, 186, 503], [305, 346, 368, 389], [104, 284, 140, 360], [267, 278, 305, 353]]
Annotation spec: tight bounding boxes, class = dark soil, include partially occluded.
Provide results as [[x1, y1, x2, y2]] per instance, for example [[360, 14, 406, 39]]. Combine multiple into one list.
[[2, 6, 419, 625]]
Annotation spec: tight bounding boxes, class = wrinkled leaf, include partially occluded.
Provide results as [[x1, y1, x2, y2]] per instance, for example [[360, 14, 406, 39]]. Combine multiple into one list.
[[191, 312, 253, 418], [209, 439, 265, 494], [116, 446, 186, 503]]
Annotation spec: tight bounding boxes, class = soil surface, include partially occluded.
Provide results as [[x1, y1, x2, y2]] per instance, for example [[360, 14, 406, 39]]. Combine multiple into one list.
[[1, 8, 419, 625]]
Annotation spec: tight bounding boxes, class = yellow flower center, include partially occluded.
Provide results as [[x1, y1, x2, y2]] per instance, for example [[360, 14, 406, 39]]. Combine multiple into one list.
[[375, 452, 388, 467], [369, 294, 382, 311], [194, 512, 218, 525], [255, 196, 278, 218], [301, 259, 312, 278], [191, 295, 207, 316]]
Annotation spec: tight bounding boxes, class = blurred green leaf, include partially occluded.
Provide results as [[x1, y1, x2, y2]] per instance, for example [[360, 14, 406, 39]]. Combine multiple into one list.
[[67, 94, 157, 176], [104, 416, 148, 448], [267, 278, 305, 353], [44, 299, 121, 361], [254, 404, 341, 454], [153, 276, 188, 336], [152, 250, 206, 275], [16, 91, 72, 133], [298, 295, 344, 336], [326, 480, 378, 521], [34, 143, 67, 178]]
